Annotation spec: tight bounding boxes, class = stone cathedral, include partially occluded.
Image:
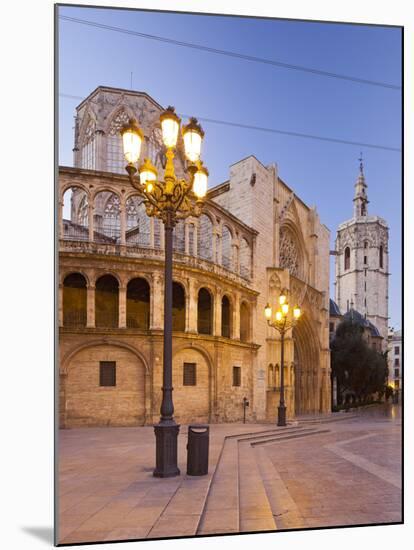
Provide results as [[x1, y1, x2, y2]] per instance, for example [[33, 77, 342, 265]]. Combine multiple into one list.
[[58, 86, 331, 428], [334, 159, 389, 347]]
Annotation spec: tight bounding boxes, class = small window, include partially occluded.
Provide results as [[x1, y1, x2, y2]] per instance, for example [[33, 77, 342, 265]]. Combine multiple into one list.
[[183, 362, 196, 386], [394, 369, 399, 378], [100, 361, 116, 386], [364, 241, 368, 249], [379, 245, 384, 269], [364, 281, 366, 291], [344, 247, 350, 270], [329, 322, 334, 333], [364, 255, 367, 265], [394, 358, 400, 367], [233, 366, 241, 387], [395, 346, 400, 356]]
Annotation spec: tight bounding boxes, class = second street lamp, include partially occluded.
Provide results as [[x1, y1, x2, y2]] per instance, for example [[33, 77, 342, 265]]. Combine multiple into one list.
[[121, 106, 208, 477], [265, 290, 301, 426]]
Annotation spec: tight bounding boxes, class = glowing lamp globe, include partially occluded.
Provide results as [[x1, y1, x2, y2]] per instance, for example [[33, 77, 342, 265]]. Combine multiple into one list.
[[139, 158, 157, 192], [121, 119, 144, 164], [193, 163, 209, 199], [264, 304, 272, 320], [182, 117, 204, 162], [160, 106, 181, 149]]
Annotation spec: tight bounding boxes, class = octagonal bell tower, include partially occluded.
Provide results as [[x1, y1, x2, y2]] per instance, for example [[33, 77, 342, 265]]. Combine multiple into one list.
[[334, 158, 389, 346]]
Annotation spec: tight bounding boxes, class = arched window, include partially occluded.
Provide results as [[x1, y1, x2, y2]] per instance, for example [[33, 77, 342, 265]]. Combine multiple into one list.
[[107, 110, 130, 173], [198, 214, 213, 261], [81, 117, 96, 170], [344, 247, 350, 270], [240, 302, 250, 343], [379, 245, 384, 269], [126, 278, 150, 329], [62, 187, 89, 241], [63, 273, 87, 327], [240, 238, 252, 279], [125, 197, 150, 247], [172, 282, 186, 331], [221, 226, 232, 270], [93, 191, 120, 243], [198, 288, 213, 334], [95, 275, 119, 328], [221, 295, 231, 338]]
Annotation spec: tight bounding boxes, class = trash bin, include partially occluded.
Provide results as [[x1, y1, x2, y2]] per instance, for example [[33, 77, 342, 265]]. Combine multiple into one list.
[[186, 424, 209, 476]]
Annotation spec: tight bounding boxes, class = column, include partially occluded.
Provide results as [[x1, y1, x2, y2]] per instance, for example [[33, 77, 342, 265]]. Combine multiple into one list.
[[233, 292, 240, 340], [193, 223, 198, 257], [150, 217, 155, 248], [151, 273, 163, 330], [58, 285, 63, 327], [213, 291, 222, 336], [86, 285, 95, 328], [58, 200, 64, 239], [215, 227, 222, 265], [232, 242, 240, 274], [88, 203, 94, 242], [120, 203, 126, 246], [187, 278, 198, 333], [184, 222, 190, 255], [119, 286, 127, 328]]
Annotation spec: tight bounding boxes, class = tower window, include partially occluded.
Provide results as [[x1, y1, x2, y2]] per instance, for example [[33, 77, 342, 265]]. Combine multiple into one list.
[[379, 245, 384, 268], [344, 247, 350, 270], [364, 255, 367, 265], [364, 241, 368, 249]]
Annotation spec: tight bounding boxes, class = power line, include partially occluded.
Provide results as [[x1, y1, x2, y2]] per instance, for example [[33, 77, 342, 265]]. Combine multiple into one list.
[[59, 15, 401, 91], [59, 93, 400, 152]]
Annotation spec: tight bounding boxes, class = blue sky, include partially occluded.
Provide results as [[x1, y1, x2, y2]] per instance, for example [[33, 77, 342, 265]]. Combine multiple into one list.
[[58, 5, 402, 329]]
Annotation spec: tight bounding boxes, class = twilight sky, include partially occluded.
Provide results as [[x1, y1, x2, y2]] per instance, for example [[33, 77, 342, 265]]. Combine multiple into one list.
[[58, 5, 402, 330]]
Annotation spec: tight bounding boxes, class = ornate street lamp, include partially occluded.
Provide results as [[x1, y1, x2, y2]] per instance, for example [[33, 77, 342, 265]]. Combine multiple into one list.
[[265, 289, 301, 426], [121, 107, 208, 477]]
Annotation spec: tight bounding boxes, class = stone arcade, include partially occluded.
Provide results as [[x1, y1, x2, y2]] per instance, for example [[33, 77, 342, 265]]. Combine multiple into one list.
[[58, 86, 331, 428]]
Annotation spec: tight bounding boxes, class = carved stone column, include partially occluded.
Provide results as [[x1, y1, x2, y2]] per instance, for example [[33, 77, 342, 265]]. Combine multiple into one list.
[[58, 200, 64, 240], [193, 223, 198, 256], [213, 290, 222, 336], [233, 292, 241, 340], [58, 284, 63, 327], [150, 217, 155, 248], [151, 273, 163, 330], [120, 203, 126, 246], [86, 285, 95, 328], [119, 286, 127, 328], [232, 242, 240, 274], [88, 203, 94, 242], [184, 221, 190, 255], [187, 278, 198, 333]]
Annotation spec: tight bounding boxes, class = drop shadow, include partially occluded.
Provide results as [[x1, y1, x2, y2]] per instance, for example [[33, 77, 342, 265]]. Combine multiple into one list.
[[21, 526, 54, 545]]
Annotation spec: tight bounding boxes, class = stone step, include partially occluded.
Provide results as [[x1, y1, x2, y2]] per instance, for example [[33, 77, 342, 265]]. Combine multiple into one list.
[[238, 440, 277, 533], [196, 438, 240, 535], [238, 426, 318, 444], [254, 445, 306, 530], [251, 429, 331, 447]]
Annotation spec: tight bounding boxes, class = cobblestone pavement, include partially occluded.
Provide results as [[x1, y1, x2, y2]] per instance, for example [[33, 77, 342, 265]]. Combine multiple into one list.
[[57, 404, 401, 544]]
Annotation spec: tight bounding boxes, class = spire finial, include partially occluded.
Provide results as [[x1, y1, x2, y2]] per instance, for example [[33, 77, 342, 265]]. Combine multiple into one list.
[[358, 152, 364, 175]]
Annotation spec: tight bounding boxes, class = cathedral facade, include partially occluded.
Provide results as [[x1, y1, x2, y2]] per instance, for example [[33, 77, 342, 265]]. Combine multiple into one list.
[[334, 159, 389, 346], [58, 86, 331, 428]]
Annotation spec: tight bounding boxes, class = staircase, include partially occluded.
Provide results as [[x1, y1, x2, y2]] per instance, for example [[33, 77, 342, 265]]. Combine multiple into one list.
[[147, 423, 331, 538]]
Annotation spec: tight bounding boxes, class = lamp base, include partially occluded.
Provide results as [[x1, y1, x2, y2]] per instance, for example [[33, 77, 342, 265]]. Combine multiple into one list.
[[277, 405, 287, 427], [153, 421, 180, 478]]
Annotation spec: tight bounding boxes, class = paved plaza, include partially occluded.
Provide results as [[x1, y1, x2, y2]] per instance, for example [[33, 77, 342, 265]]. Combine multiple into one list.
[[57, 404, 402, 544]]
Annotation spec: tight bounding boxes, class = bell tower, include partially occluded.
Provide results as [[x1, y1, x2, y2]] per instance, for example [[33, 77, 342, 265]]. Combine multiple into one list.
[[334, 157, 389, 347]]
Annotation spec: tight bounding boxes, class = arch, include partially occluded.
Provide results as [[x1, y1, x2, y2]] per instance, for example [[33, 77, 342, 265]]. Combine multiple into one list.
[[292, 311, 321, 415], [221, 225, 233, 270], [60, 269, 91, 288], [344, 246, 351, 270], [198, 287, 213, 335], [63, 273, 87, 327], [126, 278, 150, 329], [60, 182, 90, 203], [61, 338, 150, 375], [221, 294, 232, 338], [198, 214, 213, 261], [240, 301, 250, 343], [62, 186, 90, 241], [172, 281, 186, 332], [62, 342, 147, 427], [171, 345, 212, 423], [95, 274, 119, 328]]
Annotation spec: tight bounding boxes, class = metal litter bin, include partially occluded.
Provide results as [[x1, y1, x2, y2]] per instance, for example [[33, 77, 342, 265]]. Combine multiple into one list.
[[186, 424, 209, 476]]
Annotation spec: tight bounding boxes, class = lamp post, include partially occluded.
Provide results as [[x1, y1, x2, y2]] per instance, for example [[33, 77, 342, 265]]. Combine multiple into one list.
[[265, 290, 301, 426], [121, 107, 208, 477]]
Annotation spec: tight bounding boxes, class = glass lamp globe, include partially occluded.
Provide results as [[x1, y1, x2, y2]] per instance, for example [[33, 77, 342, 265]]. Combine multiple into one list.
[[139, 158, 157, 192], [264, 304, 272, 320], [193, 163, 209, 199], [182, 117, 204, 162], [121, 119, 144, 164], [160, 106, 181, 149]]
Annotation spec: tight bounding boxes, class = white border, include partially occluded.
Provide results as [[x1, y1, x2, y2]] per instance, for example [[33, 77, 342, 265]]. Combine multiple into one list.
[[1, 1, 411, 549]]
